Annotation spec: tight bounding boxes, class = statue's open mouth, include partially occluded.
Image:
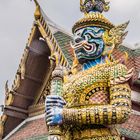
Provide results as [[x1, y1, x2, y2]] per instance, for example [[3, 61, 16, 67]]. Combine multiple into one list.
[[72, 41, 98, 55], [83, 42, 97, 54], [71, 39, 104, 64]]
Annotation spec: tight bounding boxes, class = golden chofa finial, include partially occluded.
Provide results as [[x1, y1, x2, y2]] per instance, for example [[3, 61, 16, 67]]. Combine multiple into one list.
[[32, 0, 41, 20], [80, 0, 110, 14], [32, 0, 39, 6], [80, 0, 84, 11]]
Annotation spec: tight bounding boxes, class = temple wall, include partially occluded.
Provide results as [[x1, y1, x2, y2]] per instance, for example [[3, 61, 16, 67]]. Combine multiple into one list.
[[131, 91, 140, 103], [3, 115, 48, 140], [119, 114, 140, 140], [3, 114, 140, 140]]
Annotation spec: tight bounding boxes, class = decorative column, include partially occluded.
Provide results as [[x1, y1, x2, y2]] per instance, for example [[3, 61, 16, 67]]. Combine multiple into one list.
[[47, 56, 64, 140]]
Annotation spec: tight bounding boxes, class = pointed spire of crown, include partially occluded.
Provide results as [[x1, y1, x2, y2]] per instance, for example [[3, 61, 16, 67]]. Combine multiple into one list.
[[72, 0, 113, 33], [80, 0, 110, 14]]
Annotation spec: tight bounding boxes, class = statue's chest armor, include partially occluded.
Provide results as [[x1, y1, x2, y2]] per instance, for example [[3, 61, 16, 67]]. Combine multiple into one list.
[[63, 62, 127, 108], [63, 64, 111, 108], [63, 83, 109, 108]]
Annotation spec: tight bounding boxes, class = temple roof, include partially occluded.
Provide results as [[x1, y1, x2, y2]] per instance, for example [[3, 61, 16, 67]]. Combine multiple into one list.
[[39, 8, 74, 65], [40, 9, 72, 36], [0, 2, 75, 138], [54, 31, 74, 65]]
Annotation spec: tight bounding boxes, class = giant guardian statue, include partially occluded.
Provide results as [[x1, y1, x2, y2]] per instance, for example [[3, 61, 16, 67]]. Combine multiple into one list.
[[45, 0, 133, 139]]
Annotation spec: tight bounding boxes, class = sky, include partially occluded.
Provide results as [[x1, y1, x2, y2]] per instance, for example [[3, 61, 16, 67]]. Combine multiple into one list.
[[0, 0, 140, 113]]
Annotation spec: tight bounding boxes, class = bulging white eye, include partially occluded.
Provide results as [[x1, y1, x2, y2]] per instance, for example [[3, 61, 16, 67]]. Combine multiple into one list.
[[74, 35, 78, 42], [86, 34, 91, 39], [74, 33, 82, 43]]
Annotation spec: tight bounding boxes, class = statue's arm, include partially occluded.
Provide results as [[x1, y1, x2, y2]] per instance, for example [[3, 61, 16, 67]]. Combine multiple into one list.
[[63, 83, 131, 125]]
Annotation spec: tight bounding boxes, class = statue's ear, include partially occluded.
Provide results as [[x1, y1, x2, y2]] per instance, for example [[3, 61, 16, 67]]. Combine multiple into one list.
[[102, 21, 129, 56], [102, 30, 115, 56]]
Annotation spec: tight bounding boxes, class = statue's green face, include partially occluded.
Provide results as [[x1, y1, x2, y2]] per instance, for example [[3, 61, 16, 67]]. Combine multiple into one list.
[[73, 26, 105, 64]]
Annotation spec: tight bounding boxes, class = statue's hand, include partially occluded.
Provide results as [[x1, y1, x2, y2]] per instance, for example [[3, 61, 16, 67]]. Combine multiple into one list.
[[45, 95, 66, 126]]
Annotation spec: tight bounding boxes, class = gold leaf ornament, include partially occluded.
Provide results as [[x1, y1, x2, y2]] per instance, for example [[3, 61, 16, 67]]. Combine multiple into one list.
[[103, 21, 129, 55], [0, 115, 7, 138], [4, 81, 14, 106]]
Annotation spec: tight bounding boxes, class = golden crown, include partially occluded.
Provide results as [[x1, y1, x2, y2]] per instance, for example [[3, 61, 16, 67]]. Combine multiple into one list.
[[72, 0, 114, 33]]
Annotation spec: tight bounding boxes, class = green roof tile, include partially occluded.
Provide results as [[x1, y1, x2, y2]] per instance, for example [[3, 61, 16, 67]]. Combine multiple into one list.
[[25, 135, 48, 140], [117, 45, 134, 57], [118, 45, 140, 58], [54, 31, 74, 65], [119, 128, 140, 140], [133, 48, 140, 57]]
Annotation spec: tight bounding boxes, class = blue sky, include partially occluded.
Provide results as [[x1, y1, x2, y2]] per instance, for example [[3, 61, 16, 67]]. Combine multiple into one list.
[[0, 0, 140, 113]]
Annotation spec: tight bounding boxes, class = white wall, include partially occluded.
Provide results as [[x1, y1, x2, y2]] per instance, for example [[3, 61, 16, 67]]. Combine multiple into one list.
[[131, 90, 140, 103]]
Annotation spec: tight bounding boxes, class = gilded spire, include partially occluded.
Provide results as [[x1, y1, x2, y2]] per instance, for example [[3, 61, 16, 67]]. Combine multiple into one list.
[[33, 0, 39, 6], [32, 0, 41, 20], [80, 0, 110, 14]]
